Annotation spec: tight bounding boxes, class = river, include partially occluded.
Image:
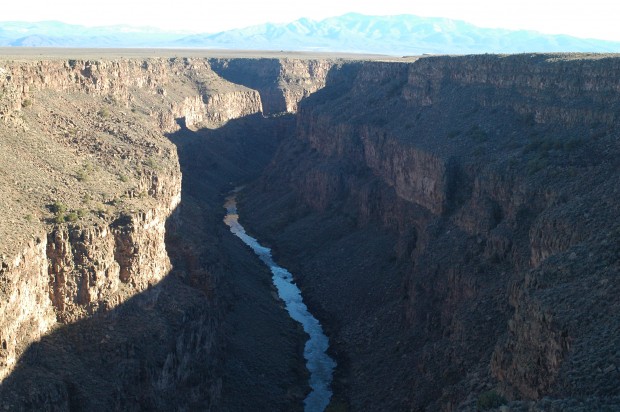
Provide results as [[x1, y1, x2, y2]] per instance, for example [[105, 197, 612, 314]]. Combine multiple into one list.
[[224, 194, 336, 412]]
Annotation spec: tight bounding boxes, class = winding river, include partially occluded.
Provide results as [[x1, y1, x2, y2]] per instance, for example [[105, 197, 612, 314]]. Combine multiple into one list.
[[224, 194, 336, 412]]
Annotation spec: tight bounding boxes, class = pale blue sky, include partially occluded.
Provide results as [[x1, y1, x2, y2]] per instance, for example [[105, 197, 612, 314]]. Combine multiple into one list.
[[3, 0, 620, 41]]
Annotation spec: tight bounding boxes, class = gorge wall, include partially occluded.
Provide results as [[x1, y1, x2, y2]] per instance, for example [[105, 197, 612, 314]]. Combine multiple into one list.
[[240, 54, 620, 411], [0, 55, 331, 410], [1, 52, 619, 411]]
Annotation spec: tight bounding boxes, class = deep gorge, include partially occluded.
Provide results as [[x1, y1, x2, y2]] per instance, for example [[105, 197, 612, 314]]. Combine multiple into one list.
[[0, 52, 619, 411]]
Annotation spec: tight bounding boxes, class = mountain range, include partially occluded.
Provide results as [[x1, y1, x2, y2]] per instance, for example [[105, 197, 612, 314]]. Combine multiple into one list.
[[1, 14, 619, 54]]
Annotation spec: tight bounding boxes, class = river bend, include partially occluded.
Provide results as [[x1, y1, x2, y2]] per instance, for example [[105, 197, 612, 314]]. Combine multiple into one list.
[[224, 194, 336, 412]]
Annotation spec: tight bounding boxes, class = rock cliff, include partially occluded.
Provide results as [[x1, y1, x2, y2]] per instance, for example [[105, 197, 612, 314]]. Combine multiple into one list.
[[210, 58, 333, 113], [241, 54, 620, 410], [3, 52, 619, 411], [0, 54, 332, 410]]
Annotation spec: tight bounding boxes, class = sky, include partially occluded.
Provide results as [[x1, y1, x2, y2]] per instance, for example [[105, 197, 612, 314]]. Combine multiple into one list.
[[3, 0, 620, 41]]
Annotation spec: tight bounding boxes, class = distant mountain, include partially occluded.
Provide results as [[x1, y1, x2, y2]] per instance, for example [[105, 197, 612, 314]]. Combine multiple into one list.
[[1, 14, 620, 54], [178, 13, 620, 54], [0, 21, 185, 47]]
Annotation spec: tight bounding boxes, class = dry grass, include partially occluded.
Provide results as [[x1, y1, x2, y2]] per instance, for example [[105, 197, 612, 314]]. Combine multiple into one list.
[[0, 72, 182, 258]]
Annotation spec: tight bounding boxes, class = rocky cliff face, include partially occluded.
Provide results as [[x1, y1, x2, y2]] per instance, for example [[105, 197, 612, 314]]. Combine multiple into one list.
[[210, 58, 333, 113], [46, 203, 179, 323], [0, 57, 187, 383], [0, 237, 55, 382], [0, 58, 265, 131], [0, 54, 332, 409], [4, 52, 617, 411], [241, 54, 620, 410]]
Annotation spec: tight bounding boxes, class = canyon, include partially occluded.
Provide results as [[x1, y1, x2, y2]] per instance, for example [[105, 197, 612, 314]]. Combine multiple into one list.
[[0, 51, 618, 411]]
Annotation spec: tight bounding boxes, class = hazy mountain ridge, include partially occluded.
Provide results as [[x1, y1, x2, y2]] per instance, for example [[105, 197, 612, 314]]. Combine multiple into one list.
[[1, 14, 620, 53], [0, 20, 186, 47]]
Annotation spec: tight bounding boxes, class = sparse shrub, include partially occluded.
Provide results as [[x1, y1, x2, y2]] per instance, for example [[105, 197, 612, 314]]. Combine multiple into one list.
[[568, 166, 578, 177], [119, 174, 129, 183], [76, 163, 94, 182], [96, 204, 109, 216], [144, 157, 159, 170], [24, 214, 33, 222], [507, 140, 522, 150], [65, 212, 79, 222], [466, 106, 479, 117], [49, 202, 86, 224], [98, 107, 110, 118], [106, 94, 122, 105], [76, 169, 89, 182], [520, 113, 536, 126], [539, 139, 554, 152], [477, 390, 506, 410], [21, 99, 32, 108], [50, 202, 67, 215], [108, 197, 123, 206]]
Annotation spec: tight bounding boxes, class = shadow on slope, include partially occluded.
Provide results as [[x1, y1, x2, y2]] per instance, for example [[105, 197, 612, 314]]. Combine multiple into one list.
[[0, 113, 307, 411]]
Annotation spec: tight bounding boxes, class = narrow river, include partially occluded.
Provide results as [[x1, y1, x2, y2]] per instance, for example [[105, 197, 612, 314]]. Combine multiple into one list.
[[224, 194, 336, 412]]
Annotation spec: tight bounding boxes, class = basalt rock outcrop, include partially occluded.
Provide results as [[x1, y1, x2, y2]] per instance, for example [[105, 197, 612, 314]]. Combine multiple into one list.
[[240, 54, 620, 411], [210, 58, 333, 114]]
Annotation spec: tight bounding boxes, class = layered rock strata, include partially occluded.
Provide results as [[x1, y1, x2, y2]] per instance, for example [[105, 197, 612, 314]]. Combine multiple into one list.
[[210, 58, 334, 113], [241, 54, 620, 410]]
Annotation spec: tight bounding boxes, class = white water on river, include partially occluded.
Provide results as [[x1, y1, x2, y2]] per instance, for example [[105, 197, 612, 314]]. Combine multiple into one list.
[[224, 194, 336, 412]]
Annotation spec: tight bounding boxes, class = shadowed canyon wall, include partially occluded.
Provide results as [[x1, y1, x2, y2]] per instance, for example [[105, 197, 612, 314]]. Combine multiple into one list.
[[1, 53, 619, 411], [241, 54, 620, 411]]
